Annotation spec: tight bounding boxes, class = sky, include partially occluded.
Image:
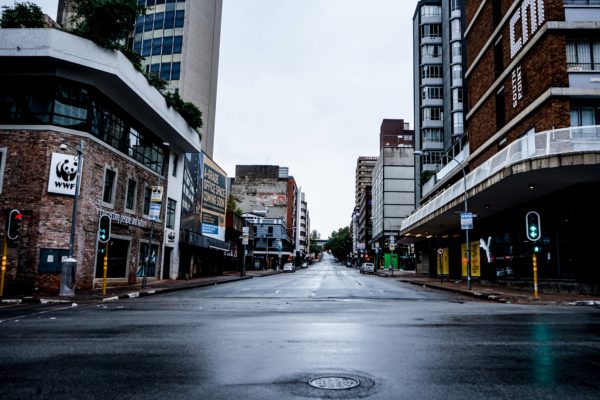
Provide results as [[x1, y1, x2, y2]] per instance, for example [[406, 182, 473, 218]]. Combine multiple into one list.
[[3, 0, 416, 239]]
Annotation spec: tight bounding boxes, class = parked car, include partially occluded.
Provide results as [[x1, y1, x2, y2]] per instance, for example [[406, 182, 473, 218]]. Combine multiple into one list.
[[283, 263, 296, 273], [360, 262, 375, 274], [301, 262, 308, 268]]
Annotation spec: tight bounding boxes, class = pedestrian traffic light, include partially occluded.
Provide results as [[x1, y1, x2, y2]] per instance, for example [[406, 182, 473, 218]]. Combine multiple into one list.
[[98, 214, 111, 243], [526, 211, 541, 241], [7, 209, 23, 241]]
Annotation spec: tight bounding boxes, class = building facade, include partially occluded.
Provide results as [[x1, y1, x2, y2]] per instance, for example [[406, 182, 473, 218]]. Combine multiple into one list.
[[354, 156, 377, 250], [401, 0, 600, 293], [58, 0, 223, 158], [0, 29, 201, 293], [413, 0, 467, 203]]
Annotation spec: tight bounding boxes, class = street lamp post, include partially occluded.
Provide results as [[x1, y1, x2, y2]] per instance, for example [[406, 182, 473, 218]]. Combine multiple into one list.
[[414, 150, 472, 290], [59, 139, 84, 297]]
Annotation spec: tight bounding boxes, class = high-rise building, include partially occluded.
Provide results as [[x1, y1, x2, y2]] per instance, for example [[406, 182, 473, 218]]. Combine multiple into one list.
[[413, 0, 466, 203], [401, 0, 600, 291], [58, 0, 223, 158], [355, 156, 377, 249]]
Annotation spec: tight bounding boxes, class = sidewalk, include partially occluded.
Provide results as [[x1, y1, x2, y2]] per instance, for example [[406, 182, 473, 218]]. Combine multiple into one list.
[[0, 269, 282, 305], [375, 269, 600, 306]]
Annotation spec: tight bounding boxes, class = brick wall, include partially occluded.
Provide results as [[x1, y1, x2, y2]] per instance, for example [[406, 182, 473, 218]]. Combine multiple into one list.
[[0, 130, 164, 292]]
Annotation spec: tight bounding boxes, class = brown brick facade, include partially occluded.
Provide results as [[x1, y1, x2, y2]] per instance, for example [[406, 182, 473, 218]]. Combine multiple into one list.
[[0, 130, 164, 293], [466, 0, 571, 167]]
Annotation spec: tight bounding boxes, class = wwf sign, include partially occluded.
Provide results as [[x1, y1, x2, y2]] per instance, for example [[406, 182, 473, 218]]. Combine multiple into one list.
[[48, 153, 81, 196]]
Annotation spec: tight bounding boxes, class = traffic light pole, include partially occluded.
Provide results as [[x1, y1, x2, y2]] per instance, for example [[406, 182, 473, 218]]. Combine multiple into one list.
[[1, 237, 7, 299], [102, 242, 108, 296]]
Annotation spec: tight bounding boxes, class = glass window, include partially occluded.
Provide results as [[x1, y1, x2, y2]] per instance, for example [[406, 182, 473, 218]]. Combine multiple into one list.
[[137, 242, 159, 278], [175, 10, 185, 28], [142, 40, 151, 57], [452, 64, 463, 84], [153, 12, 164, 30], [173, 36, 183, 53], [125, 178, 137, 211], [103, 168, 116, 204], [453, 112, 464, 135], [133, 40, 142, 54], [422, 107, 442, 121], [422, 86, 443, 100], [421, 5, 441, 18], [53, 83, 89, 129], [167, 198, 176, 229], [420, 24, 441, 38], [451, 0, 461, 11], [452, 42, 462, 58], [453, 88, 463, 105], [152, 37, 162, 56], [421, 65, 442, 79], [95, 238, 130, 278], [162, 36, 173, 54], [451, 19, 461, 41], [144, 14, 154, 31], [164, 10, 175, 28], [423, 128, 443, 142], [171, 62, 181, 80], [143, 186, 152, 215], [160, 63, 172, 80]]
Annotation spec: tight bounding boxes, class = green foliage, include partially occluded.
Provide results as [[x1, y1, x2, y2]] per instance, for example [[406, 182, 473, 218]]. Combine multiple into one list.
[[145, 72, 168, 92], [164, 91, 203, 132], [325, 227, 352, 261], [310, 230, 323, 256], [227, 194, 243, 217], [1, 2, 46, 28], [420, 170, 436, 186], [71, 0, 145, 50]]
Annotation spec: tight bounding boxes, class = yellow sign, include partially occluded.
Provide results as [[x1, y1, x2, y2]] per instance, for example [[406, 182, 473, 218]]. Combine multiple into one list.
[[437, 248, 450, 276], [461, 241, 481, 277]]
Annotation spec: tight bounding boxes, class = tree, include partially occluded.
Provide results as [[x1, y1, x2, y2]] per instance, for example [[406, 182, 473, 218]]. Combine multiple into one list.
[[70, 0, 145, 50], [164, 91, 203, 133], [325, 227, 352, 261], [1, 2, 46, 28], [310, 230, 323, 257], [226, 194, 242, 217]]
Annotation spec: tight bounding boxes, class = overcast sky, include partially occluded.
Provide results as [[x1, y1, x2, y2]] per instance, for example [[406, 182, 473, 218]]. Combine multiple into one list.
[[3, 0, 416, 239]]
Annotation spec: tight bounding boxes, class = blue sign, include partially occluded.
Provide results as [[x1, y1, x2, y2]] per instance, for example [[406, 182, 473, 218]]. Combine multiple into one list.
[[202, 224, 218, 235], [460, 212, 473, 230]]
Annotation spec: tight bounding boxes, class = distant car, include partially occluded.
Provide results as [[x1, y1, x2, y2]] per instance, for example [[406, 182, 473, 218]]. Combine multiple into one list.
[[283, 263, 295, 273], [360, 263, 375, 274], [301, 262, 308, 268]]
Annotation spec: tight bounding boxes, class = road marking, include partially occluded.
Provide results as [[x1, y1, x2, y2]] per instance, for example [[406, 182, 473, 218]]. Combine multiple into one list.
[[354, 279, 363, 286]]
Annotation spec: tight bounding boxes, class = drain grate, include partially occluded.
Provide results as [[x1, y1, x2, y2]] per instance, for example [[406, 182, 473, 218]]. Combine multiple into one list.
[[308, 376, 360, 390]]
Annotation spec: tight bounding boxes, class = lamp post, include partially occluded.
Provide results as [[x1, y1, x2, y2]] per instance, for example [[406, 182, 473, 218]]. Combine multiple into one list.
[[414, 150, 472, 290], [59, 139, 84, 297], [143, 174, 162, 289]]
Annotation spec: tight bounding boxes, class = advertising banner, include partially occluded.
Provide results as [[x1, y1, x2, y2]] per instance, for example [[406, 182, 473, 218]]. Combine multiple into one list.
[[461, 241, 481, 277], [180, 152, 204, 234], [48, 153, 81, 196], [201, 156, 227, 241]]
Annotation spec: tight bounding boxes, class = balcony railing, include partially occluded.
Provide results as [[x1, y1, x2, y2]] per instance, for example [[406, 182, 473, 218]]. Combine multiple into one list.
[[403, 126, 600, 232]]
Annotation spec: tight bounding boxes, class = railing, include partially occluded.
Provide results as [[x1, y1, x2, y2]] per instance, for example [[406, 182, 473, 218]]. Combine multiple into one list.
[[402, 126, 600, 231]]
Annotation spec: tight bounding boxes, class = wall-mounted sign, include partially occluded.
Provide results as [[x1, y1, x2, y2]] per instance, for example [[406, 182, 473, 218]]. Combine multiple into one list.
[[510, 0, 545, 59], [48, 153, 81, 196], [511, 65, 524, 108], [98, 210, 147, 228], [151, 186, 164, 203], [201, 155, 227, 241]]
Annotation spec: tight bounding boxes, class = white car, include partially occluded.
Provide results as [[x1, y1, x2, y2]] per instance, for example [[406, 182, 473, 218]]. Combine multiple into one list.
[[283, 263, 295, 272], [360, 263, 375, 274]]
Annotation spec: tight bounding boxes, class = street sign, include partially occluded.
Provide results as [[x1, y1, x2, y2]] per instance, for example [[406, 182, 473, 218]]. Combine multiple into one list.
[[242, 226, 249, 235], [460, 212, 473, 230], [390, 236, 395, 244], [149, 202, 161, 221], [151, 186, 163, 203], [242, 237, 249, 245]]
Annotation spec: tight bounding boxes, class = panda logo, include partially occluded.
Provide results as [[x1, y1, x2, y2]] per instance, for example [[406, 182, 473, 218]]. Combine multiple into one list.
[[56, 158, 78, 182]]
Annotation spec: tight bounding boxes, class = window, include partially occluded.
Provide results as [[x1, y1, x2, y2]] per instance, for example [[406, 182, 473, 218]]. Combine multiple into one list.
[[160, 62, 172, 80], [167, 198, 176, 229], [143, 185, 152, 215], [452, 42, 462, 58], [452, 88, 463, 106], [172, 153, 178, 177], [162, 36, 173, 54], [420, 24, 441, 39], [137, 242, 159, 278], [422, 86, 443, 100], [422, 107, 442, 121], [171, 62, 181, 80], [125, 178, 137, 211], [173, 36, 183, 53], [570, 106, 598, 126], [267, 226, 273, 236], [451, 19, 461, 41], [152, 37, 162, 56], [154, 12, 164, 30], [567, 41, 600, 71], [421, 65, 442, 79], [175, 10, 185, 28], [421, 5, 441, 18], [422, 44, 442, 58], [103, 168, 116, 204], [423, 128, 443, 142], [451, 0, 461, 11], [564, 0, 600, 4], [453, 112, 464, 135], [144, 14, 154, 31], [452, 64, 463, 84]]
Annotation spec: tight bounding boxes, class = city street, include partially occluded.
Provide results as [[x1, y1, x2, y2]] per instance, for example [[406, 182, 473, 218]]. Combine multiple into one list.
[[1, 257, 599, 399]]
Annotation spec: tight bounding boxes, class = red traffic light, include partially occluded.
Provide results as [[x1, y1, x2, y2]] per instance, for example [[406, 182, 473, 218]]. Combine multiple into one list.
[[7, 209, 23, 241]]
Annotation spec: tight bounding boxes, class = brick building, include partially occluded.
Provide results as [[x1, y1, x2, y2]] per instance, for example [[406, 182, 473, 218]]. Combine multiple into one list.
[[0, 29, 201, 294], [401, 0, 600, 293]]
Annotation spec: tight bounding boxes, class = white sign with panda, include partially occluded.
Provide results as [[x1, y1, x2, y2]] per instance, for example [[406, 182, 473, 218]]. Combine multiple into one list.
[[48, 152, 81, 196]]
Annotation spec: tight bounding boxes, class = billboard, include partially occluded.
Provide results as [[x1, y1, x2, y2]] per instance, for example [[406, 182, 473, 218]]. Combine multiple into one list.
[[201, 156, 227, 241], [180, 152, 204, 234]]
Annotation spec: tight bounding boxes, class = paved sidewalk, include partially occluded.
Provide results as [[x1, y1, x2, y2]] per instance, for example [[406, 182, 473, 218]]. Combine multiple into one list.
[[0, 269, 282, 305], [375, 269, 600, 306]]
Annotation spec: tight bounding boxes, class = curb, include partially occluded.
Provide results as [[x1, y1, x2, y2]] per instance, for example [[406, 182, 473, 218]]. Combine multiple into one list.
[[3, 275, 255, 305], [398, 279, 514, 304]]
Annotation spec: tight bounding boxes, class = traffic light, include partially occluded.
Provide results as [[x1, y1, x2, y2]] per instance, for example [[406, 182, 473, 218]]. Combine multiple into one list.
[[98, 215, 111, 243], [7, 209, 23, 241], [526, 211, 541, 241]]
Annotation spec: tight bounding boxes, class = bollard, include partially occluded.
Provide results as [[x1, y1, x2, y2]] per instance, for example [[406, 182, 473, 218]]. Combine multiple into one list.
[[59, 258, 77, 297]]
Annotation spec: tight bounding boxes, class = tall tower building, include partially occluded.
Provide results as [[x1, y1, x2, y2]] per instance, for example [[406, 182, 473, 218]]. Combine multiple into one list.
[[413, 0, 466, 203], [355, 156, 377, 249], [59, 0, 223, 158]]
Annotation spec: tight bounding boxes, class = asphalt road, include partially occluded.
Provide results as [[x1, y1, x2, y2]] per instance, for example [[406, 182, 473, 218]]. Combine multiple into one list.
[[1, 256, 599, 399]]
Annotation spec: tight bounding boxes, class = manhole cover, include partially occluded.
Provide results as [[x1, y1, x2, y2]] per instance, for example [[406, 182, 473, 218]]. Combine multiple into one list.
[[308, 376, 360, 390]]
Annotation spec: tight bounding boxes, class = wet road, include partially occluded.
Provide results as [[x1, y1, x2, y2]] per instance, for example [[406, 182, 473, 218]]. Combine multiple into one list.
[[1, 258, 599, 399]]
